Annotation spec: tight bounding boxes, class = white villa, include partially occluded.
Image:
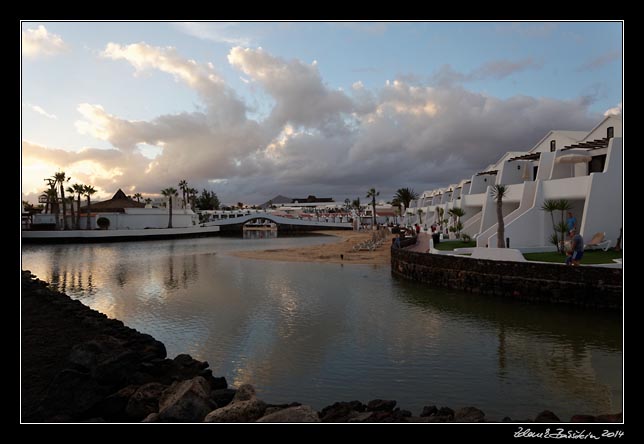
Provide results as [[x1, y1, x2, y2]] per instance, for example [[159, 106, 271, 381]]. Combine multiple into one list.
[[404, 115, 623, 250]]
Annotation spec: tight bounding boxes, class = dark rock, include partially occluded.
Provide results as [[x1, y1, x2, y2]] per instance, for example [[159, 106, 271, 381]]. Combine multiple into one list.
[[158, 377, 214, 422], [319, 401, 366, 422], [210, 389, 237, 409], [257, 405, 320, 423], [367, 399, 397, 412], [570, 414, 596, 423], [204, 385, 266, 423], [232, 384, 256, 402], [420, 405, 438, 417], [535, 410, 561, 422], [437, 406, 455, 419], [502, 416, 513, 422], [454, 406, 485, 422], [126, 382, 166, 421], [41, 369, 107, 418], [142, 413, 159, 423], [98, 385, 138, 421]]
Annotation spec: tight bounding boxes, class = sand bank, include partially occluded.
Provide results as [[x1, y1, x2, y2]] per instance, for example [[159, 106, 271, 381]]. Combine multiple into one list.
[[229, 230, 395, 265]]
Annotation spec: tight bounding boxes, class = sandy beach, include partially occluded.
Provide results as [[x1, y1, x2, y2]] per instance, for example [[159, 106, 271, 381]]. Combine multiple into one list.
[[229, 230, 396, 265]]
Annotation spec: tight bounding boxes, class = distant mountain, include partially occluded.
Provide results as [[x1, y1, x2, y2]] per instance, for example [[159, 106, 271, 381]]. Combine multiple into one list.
[[259, 195, 293, 209]]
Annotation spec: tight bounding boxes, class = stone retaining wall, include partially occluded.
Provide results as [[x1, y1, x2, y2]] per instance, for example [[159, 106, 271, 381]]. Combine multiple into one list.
[[391, 248, 622, 310]]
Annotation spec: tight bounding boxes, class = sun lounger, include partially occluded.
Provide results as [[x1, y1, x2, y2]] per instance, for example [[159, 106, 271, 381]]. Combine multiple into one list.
[[584, 232, 611, 251]]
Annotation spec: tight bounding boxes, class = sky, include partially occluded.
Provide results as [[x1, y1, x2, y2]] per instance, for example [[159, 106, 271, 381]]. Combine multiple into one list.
[[21, 21, 622, 205]]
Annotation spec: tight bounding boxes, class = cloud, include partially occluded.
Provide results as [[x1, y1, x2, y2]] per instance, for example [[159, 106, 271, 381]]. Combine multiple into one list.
[[23, 44, 601, 204], [228, 46, 354, 133], [430, 58, 542, 86], [578, 49, 621, 71], [604, 102, 622, 116], [23, 103, 57, 119], [174, 22, 251, 46], [470, 58, 542, 80], [22, 25, 68, 57]]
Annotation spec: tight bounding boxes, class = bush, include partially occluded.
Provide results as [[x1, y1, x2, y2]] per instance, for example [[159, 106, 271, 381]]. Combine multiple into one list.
[[461, 233, 471, 242], [96, 217, 110, 230]]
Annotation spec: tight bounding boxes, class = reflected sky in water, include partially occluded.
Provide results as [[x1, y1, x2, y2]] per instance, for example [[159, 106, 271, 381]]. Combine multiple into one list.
[[21, 236, 622, 419]]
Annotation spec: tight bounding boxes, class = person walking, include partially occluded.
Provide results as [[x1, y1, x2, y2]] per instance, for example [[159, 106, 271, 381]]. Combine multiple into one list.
[[565, 229, 584, 266]]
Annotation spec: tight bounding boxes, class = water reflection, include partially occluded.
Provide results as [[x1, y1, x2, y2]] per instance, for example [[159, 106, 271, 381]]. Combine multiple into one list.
[[21, 237, 622, 419], [243, 229, 278, 240]]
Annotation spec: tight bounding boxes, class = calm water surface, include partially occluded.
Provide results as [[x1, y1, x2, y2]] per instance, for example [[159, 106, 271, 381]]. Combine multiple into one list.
[[21, 235, 622, 420]]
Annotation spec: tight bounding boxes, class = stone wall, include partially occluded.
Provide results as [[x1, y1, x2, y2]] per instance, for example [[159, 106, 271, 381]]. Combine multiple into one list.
[[391, 248, 622, 310]]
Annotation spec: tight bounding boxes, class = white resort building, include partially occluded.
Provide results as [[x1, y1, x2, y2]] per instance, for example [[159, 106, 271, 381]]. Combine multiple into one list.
[[404, 115, 623, 250]]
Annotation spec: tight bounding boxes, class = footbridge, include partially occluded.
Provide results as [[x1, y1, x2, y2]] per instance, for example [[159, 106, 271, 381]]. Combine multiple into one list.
[[201, 212, 352, 232]]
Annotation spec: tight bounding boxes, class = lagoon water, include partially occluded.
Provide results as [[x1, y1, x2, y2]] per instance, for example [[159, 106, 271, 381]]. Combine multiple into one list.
[[21, 235, 622, 420]]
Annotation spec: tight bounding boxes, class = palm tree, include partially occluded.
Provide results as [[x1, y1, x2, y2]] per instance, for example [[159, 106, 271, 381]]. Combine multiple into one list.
[[188, 188, 198, 210], [448, 207, 466, 238], [72, 184, 84, 229], [178, 179, 188, 209], [133, 192, 143, 203], [83, 185, 96, 230], [65, 186, 76, 230], [541, 199, 561, 253], [417, 209, 424, 225], [54, 171, 70, 230], [161, 187, 178, 228], [394, 187, 419, 213], [43, 178, 58, 214], [366, 188, 379, 229], [145, 197, 152, 206], [237, 202, 244, 210], [490, 184, 508, 248], [556, 199, 572, 250]]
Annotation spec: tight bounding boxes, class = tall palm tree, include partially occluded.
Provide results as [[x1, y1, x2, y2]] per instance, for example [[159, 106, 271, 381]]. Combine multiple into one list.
[[178, 179, 188, 209], [65, 186, 76, 230], [133, 192, 143, 203], [188, 188, 198, 210], [53, 172, 70, 230], [83, 185, 96, 230], [43, 178, 58, 214], [490, 184, 508, 248], [417, 209, 424, 225], [541, 199, 560, 253], [366, 188, 379, 228], [72, 184, 85, 229], [448, 207, 466, 238], [556, 199, 572, 248], [394, 187, 419, 214], [161, 187, 178, 228], [145, 197, 152, 205], [344, 198, 351, 213]]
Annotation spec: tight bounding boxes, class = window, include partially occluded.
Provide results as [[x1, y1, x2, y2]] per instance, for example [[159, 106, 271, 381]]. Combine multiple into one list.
[[550, 140, 556, 152], [607, 126, 614, 139]]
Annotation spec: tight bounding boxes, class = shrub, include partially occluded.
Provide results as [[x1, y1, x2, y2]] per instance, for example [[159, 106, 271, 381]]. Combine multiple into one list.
[[97, 217, 110, 230]]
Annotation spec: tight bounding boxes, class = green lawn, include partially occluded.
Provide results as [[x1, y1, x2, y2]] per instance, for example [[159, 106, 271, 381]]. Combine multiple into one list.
[[523, 249, 622, 264], [434, 240, 477, 251]]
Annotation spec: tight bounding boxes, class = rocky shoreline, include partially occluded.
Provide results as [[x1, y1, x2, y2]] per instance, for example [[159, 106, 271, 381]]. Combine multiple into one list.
[[21, 270, 622, 423]]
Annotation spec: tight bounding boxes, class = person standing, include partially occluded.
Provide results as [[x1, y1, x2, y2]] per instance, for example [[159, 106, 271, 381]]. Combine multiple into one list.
[[565, 229, 584, 266], [566, 212, 577, 233]]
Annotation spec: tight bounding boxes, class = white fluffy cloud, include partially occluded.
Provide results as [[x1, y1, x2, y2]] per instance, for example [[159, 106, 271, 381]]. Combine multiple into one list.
[[24, 44, 603, 203], [22, 25, 67, 57], [604, 102, 622, 117]]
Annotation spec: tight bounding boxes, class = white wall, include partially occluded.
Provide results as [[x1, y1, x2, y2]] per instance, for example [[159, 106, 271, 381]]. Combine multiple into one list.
[[542, 176, 591, 200], [585, 115, 622, 141], [498, 159, 528, 185], [468, 174, 495, 194], [580, 138, 623, 245]]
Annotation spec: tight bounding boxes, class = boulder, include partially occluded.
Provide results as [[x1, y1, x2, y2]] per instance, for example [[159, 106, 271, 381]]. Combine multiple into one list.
[[203, 384, 267, 423], [454, 406, 485, 422], [210, 389, 237, 409], [256, 405, 320, 423], [319, 401, 366, 422], [126, 382, 167, 421], [420, 405, 438, 417], [157, 376, 214, 422], [366, 399, 396, 412]]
